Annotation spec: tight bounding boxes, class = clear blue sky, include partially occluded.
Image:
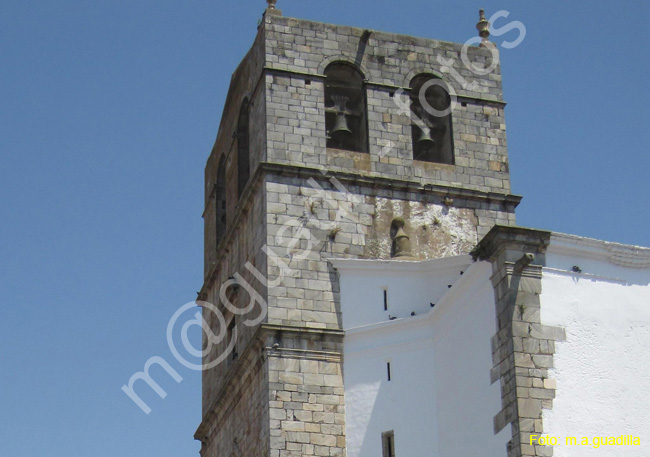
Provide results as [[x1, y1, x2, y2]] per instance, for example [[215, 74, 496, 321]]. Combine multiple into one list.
[[1, 1, 648, 456]]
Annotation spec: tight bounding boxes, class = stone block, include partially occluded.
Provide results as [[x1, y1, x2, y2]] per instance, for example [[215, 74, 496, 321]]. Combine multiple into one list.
[[529, 388, 555, 400], [323, 374, 343, 387], [543, 378, 557, 390], [305, 423, 321, 433], [270, 408, 287, 420], [310, 434, 337, 447], [313, 412, 335, 423], [517, 398, 542, 419], [532, 355, 554, 369], [279, 373, 304, 385], [282, 420, 306, 432]]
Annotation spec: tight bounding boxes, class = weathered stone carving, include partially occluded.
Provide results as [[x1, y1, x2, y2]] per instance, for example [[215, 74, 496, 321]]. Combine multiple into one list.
[[391, 217, 413, 258]]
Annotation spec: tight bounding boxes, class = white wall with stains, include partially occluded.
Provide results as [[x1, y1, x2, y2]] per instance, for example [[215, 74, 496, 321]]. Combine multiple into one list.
[[332, 257, 509, 457]]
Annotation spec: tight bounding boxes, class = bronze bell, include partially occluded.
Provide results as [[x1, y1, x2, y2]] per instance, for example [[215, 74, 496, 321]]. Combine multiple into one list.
[[331, 112, 352, 136], [416, 126, 435, 144]]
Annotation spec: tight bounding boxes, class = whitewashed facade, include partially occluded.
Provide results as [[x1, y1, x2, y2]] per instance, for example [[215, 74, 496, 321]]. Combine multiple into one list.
[[332, 231, 650, 457], [541, 234, 650, 456]]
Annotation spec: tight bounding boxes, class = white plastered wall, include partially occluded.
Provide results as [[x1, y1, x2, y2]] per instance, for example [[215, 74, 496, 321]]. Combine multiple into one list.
[[333, 257, 510, 457], [540, 234, 650, 455]]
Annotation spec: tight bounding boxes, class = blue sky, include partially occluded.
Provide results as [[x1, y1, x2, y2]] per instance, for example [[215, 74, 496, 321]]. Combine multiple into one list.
[[0, 1, 648, 456]]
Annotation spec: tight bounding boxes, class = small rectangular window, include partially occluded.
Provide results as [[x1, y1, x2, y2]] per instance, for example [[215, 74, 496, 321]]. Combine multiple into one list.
[[383, 289, 388, 311], [382, 431, 395, 457]]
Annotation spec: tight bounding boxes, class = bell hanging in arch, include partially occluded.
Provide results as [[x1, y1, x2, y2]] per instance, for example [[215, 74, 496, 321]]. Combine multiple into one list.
[[416, 126, 435, 145], [329, 94, 352, 139], [331, 112, 352, 136]]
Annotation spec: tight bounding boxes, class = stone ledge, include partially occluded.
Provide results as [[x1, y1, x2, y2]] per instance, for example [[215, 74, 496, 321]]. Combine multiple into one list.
[[472, 225, 551, 263], [549, 232, 650, 269], [260, 161, 522, 205], [262, 323, 345, 342]]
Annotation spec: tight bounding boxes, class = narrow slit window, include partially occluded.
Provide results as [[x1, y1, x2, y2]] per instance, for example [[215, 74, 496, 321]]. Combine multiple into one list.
[[387, 362, 391, 381], [227, 318, 237, 362], [383, 289, 388, 311], [237, 98, 251, 197], [215, 155, 227, 244], [382, 431, 395, 457]]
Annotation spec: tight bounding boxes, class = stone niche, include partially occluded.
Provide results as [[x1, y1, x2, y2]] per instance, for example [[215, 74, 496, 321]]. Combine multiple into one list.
[[364, 196, 478, 260]]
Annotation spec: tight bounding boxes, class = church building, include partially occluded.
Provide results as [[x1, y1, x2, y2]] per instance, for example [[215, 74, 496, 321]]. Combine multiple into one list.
[[194, 3, 650, 457]]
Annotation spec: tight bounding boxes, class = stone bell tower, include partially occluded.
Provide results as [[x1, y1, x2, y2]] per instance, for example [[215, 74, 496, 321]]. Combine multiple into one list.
[[195, 4, 519, 456]]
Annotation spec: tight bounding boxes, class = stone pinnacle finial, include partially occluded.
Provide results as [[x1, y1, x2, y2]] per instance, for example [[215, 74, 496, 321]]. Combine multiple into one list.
[[265, 0, 281, 15], [476, 9, 490, 45]]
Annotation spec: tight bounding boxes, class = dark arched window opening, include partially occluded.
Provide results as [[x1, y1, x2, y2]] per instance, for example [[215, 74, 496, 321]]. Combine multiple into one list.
[[237, 99, 250, 197], [215, 155, 227, 244], [324, 63, 368, 152], [410, 75, 454, 164]]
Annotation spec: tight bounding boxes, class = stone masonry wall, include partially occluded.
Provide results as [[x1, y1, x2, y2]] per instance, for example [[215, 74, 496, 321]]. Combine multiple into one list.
[[265, 171, 515, 329], [201, 19, 268, 416], [473, 226, 565, 457], [197, 332, 269, 457], [265, 325, 346, 457], [264, 14, 511, 195], [201, 178, 268, 413], [204, 22, 266, 277]]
